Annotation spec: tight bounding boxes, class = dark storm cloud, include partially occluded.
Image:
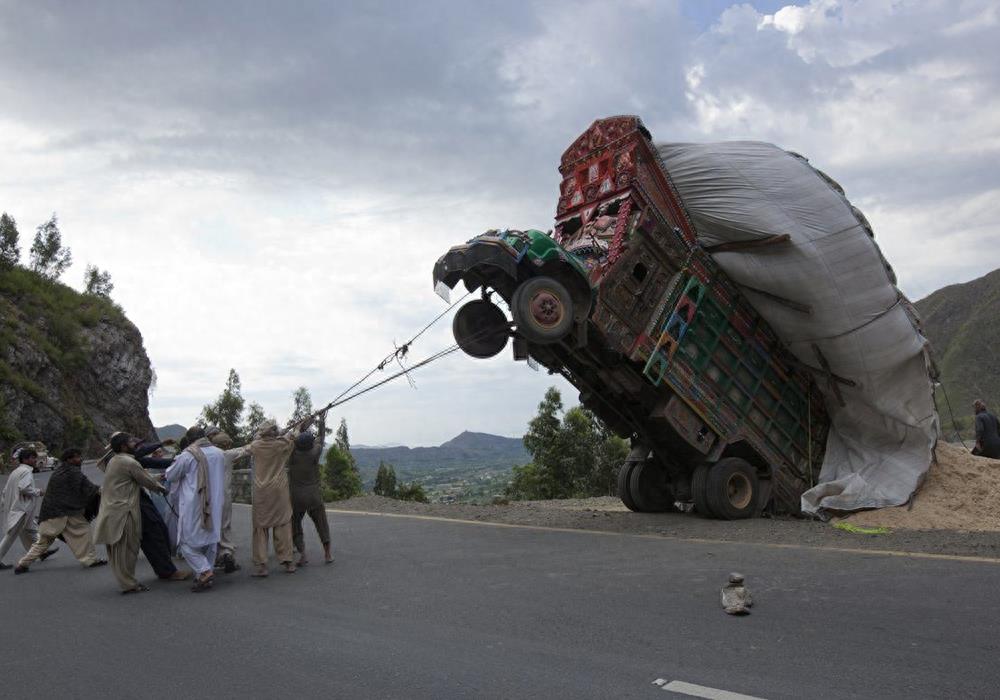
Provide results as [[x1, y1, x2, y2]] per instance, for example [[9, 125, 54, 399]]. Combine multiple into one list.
[[0, 1, 694, 200]]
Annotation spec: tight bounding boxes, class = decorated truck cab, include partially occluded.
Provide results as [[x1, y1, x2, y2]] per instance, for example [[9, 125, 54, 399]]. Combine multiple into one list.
[[432, 116, 829, 518]]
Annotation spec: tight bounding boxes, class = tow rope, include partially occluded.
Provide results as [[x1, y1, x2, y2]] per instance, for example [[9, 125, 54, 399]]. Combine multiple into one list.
[[304, 291, 477, 418]]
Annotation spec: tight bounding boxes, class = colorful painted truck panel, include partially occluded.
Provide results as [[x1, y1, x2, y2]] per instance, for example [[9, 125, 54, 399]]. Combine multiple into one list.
[[433, 116, 829, 518]]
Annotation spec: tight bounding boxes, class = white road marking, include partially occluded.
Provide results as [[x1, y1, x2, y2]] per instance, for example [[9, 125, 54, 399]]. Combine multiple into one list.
[[662, 680, 767, 700]]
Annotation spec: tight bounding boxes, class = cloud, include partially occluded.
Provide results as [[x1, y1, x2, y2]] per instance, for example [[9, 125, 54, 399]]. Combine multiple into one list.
[[0, 1, 996, 444]]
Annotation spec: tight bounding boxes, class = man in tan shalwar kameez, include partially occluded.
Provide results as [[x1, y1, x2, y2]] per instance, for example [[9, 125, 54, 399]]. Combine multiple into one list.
[[93, 433, 169, 594], [246, 419, 305, 576]]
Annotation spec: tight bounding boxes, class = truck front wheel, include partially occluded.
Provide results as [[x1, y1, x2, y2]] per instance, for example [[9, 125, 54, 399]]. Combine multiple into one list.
[[512, 276, 574, 345], [704, 458, 759, 520]]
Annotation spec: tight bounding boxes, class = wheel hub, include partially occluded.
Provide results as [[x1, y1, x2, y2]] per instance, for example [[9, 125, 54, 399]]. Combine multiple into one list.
[[529, 290, 564, 328], [726, 473, 753, 510]]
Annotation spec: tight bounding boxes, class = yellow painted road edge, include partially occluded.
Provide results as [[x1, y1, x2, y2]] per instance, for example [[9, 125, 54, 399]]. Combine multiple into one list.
[[233, 503, 1000, 565]]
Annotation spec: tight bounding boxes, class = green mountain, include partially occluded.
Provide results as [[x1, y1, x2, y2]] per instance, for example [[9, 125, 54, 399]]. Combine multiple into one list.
[[351, 430, 529, 480], [0, 266, 156, 460], [155, 424, 187, 441], [914, 268, 1000, 428]]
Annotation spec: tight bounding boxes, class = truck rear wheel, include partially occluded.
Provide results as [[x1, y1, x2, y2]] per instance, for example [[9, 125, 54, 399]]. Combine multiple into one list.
[[512, 276, 574, 345], [705, 458, 759, 520], [629, 460, 675, 512], [617, 461, 640, 512], [691, 463, 713, 518], [452, 300, 509, 359]]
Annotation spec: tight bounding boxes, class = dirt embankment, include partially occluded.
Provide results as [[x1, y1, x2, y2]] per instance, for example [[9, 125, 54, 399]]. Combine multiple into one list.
[[840, 441, 1000, 532], [330, 487, 1000, 560]]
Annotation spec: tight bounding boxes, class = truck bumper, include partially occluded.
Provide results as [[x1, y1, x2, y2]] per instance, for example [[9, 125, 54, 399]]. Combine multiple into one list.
[[432, 241, 519, 293]]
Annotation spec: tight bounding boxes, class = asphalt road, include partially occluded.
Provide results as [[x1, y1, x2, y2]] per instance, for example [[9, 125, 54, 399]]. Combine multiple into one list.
[[1, 490, 999, 699]]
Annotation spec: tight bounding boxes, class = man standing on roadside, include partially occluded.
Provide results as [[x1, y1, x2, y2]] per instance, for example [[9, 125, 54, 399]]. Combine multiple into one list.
[[0, 448, 53, 569], [288, 410, 333, 566], [14, 448, 106, 573], [246, 419, 308, 577], [972, 400, 1000, 459], [206, 427, 248, 573], [165, 426, 226, 592], [93, 433, 169, 594]]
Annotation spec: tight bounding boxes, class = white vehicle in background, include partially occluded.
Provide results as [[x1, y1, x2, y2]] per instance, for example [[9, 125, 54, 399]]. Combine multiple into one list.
[[11, 441, 58, 471]]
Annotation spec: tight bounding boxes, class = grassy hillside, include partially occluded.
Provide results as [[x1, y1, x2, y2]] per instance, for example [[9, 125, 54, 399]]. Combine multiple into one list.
[[0, 266, 154, 457], [914, 268, 1000, 431]]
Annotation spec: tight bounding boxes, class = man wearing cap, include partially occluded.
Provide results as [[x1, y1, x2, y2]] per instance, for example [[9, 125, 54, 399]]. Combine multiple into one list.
[[246, 418, 309, 576], [973, 400, 1000, 459], [206, 427, 248, 573], [165, 426, 227, 592], [0, 448, 52, 569], [93, 433, 169, 594], [14, 448, 106, 573], [288, 410, 333, 566]]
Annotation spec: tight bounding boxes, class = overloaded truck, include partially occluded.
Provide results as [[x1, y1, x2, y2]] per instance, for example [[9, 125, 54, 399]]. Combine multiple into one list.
[[433, 116, 829, 519]]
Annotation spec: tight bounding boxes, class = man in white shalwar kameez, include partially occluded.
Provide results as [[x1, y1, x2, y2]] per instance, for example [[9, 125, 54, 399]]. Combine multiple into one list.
[[206, 427, 248, 573], [0, 448, 48, 568], [165, 427, 226, 592]]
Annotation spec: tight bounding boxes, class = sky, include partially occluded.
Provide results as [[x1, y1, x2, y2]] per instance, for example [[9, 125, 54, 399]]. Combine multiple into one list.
[[1, 0, 998, 446]]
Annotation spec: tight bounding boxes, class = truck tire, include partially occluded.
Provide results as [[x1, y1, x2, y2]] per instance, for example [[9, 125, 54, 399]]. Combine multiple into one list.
[[629, 460, 676, 512], [691, 463, 713, 518], [617, 461, 640, 512], [705, 458, 759, 520], [512, 276, 574, 345], [452, 300, 509, 359]]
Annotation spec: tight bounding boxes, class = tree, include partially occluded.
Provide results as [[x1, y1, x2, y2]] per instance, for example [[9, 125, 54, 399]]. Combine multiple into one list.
[[244, 401, 268, 440], [323, 444, 363, 501], [373, 461, 398, 497], [591, 422, 630, 496], [201, 369, 246, 442], [288, 386, 313, 426], [29, 213, 72, 280], [395, 482, 429, 503], [0, 212, 19, 269], [523, 386, 563, 468], [83, 264, 113, 297], [335, 418, 353, 456], [505, 386, 630, 501]]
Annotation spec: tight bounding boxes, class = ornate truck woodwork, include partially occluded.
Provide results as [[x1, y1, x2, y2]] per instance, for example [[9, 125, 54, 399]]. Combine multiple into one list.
[[433, 116, 829, 519]]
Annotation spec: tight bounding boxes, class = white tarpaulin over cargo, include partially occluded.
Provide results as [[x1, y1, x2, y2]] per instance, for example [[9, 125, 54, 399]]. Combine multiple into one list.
[[656, 142, 938, 516]]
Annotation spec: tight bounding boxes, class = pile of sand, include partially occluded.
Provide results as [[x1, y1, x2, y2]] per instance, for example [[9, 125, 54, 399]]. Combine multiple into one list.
[[840, 441, 1000, 531]]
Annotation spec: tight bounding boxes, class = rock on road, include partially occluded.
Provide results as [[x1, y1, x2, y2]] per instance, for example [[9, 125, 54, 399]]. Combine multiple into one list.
[[1, 498, 999, 698]]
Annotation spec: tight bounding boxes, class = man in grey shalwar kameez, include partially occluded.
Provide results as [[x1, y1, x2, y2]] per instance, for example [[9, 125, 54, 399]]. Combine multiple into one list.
[[288, 411, 333, 566], [0, 448, 48, 568]]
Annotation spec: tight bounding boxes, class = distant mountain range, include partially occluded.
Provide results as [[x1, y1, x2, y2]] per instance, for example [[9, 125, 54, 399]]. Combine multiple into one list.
[[155, 424, 187, 441], [352, 431, 529, 474], [915, 267, 1000, 425]]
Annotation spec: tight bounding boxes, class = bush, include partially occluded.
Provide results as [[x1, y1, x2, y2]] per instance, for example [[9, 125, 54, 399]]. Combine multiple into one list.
[[395, 482, 429, 503]]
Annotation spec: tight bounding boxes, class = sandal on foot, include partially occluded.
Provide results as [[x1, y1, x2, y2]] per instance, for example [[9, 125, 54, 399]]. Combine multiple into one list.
[[191, 575, 214, 593], [39, 548, 59, 561], [282, 561, 296, 574], [121, 584, 150, 595], [88, 559, 108, 568], [250, 566, 269, 578]]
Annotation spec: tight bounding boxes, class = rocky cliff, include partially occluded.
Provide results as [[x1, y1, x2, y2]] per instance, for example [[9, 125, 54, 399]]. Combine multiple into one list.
[[0, 267, 155, 459]]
